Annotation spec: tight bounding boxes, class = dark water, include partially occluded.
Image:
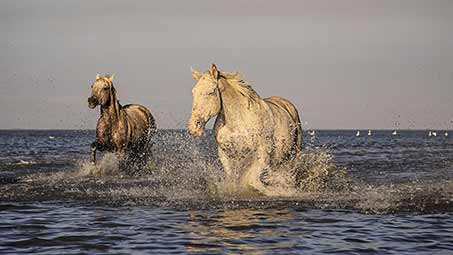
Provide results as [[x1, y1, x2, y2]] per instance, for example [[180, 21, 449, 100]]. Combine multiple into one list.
[[1, 130, 453, 254]]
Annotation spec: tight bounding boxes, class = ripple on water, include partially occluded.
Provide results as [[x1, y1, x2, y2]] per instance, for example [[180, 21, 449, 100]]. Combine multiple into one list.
[[1, 130, 453, 253], [0, 203, 452, 254]]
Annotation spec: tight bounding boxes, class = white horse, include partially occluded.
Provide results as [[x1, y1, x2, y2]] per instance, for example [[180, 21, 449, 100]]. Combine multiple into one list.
[[188, 64, 302, 193]]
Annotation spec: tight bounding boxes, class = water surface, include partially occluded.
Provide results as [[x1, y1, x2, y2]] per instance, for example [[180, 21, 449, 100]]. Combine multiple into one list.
[[1, 130, 452, 254]]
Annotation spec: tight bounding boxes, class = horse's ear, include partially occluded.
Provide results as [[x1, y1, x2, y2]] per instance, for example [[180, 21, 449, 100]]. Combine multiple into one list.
[[191, 67, 202, 81], [210, 64, 219, 80], [96, 73, 101, 80], [106, 74, 114, 83]]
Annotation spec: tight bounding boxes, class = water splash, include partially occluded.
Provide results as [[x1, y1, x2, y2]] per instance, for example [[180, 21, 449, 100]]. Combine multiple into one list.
[[77, 153, 120, 177], [1, 130, 453, 214], [263, 148, 351, 196]]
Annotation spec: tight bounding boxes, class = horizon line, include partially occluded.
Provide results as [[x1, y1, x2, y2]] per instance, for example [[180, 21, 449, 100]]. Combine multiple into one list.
[[0, 128, 451, 132]]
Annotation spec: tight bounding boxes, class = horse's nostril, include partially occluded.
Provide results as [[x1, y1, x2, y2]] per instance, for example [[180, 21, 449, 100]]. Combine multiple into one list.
[[88, 97, 98, 107]]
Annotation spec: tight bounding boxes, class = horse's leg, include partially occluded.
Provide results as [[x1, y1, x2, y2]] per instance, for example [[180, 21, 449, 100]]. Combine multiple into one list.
[[90, 142, 97, 164], [240, 150, 270, 194], [128, 138, 149, 174], [118, 148, 127, 162], [218, 149, 239, 193], [117, 147, 131, 174]]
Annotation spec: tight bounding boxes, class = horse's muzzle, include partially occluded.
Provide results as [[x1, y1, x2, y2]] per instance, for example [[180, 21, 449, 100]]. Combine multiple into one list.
[[189, 127, 204, 137], [88, 96, 98, 109], [188, 119, 205, 137]]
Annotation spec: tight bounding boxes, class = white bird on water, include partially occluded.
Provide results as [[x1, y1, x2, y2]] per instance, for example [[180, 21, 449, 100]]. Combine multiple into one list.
[[392, 130, 397, 136], [428, 131, 437, 137], [308, 130, 316, 137], [368, 130, 372, 136], [445, 131, 449, 137], [356, 130, 361, 137]]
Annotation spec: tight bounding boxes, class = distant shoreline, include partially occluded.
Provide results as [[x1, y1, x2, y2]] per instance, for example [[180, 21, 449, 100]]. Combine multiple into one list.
[[0, 129, 451, 132]]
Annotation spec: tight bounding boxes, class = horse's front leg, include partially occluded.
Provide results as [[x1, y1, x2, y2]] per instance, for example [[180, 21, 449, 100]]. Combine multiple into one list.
[[90, 142, 98, 164], [118, 149, 127, 162], [241, 150, 270, 195], [116, 146, 128, 170], [218, 149, 237, 176]]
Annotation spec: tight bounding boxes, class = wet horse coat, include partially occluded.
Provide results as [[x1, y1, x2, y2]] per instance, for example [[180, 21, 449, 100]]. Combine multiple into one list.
[[188, 65, 302, 194], [88, 74, 156, 169]]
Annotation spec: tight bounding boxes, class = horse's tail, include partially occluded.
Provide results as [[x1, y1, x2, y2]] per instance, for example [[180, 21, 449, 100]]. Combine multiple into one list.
[[293, 108, 303, 152], [148, 112, 157, 139], [284, 102, 302, 153], [265, 97, 302, 153], [137, 105, 156, 154], [146, 109, 157, 142]]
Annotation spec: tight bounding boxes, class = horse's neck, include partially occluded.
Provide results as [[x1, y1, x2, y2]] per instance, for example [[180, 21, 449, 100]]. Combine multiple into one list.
[[219, 81, 260, 130], [101, 100, 121, 125]]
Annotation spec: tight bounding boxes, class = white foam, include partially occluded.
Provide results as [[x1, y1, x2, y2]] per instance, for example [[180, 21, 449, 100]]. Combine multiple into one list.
[[77, 153, 120, 177]]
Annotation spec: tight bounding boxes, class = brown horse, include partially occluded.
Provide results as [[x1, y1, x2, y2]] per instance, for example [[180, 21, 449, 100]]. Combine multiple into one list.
[[88, 74, 156, 170]]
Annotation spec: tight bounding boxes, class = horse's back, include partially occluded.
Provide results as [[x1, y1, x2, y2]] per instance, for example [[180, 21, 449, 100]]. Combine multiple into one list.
[[264, 96, 302, 153], [123, 104, 156, 140]]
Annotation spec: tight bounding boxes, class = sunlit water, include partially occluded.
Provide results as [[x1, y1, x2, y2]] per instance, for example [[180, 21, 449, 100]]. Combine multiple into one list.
[[1, 130, 453, 254]]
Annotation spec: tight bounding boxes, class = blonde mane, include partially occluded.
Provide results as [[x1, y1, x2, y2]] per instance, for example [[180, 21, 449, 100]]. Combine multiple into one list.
[[220, 71, 260, 102], [98, 74, 121, 116]]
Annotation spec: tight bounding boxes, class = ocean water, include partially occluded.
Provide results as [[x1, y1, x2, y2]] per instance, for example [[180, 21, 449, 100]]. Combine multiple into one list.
[[1, 130, 453, 254]]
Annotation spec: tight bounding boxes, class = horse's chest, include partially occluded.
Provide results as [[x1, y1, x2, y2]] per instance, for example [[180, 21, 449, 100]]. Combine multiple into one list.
[[216, 128, 255, 158], [96, 121, 110, 143], [96, 120, 127, 148]]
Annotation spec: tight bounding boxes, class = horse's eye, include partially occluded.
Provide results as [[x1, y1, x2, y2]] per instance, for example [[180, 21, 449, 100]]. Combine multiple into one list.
[[103, 87, 109, 90], [208, 88, 217, 95]]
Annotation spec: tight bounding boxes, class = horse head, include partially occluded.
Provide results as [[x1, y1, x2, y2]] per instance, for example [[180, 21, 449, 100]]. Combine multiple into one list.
[[188, 64, 223, 137], [88, 74, 116, 109]]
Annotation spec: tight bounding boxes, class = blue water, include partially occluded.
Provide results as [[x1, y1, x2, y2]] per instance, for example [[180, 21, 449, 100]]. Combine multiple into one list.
[[1, 130, 453, 254]]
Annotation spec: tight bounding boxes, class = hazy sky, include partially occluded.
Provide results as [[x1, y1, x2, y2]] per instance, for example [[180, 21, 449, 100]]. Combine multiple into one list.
[[1, 0, 453, 129]]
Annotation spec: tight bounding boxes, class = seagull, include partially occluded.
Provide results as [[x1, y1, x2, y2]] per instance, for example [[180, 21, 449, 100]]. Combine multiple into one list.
[[428, 131, 432, 137], [392, 130, 397, 136], [368, 130, 372, 136], [445, 131, 449, 137], [308, 130, 316, 136], [356, 130, 361, 137], [432, 131, 437, 137]]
